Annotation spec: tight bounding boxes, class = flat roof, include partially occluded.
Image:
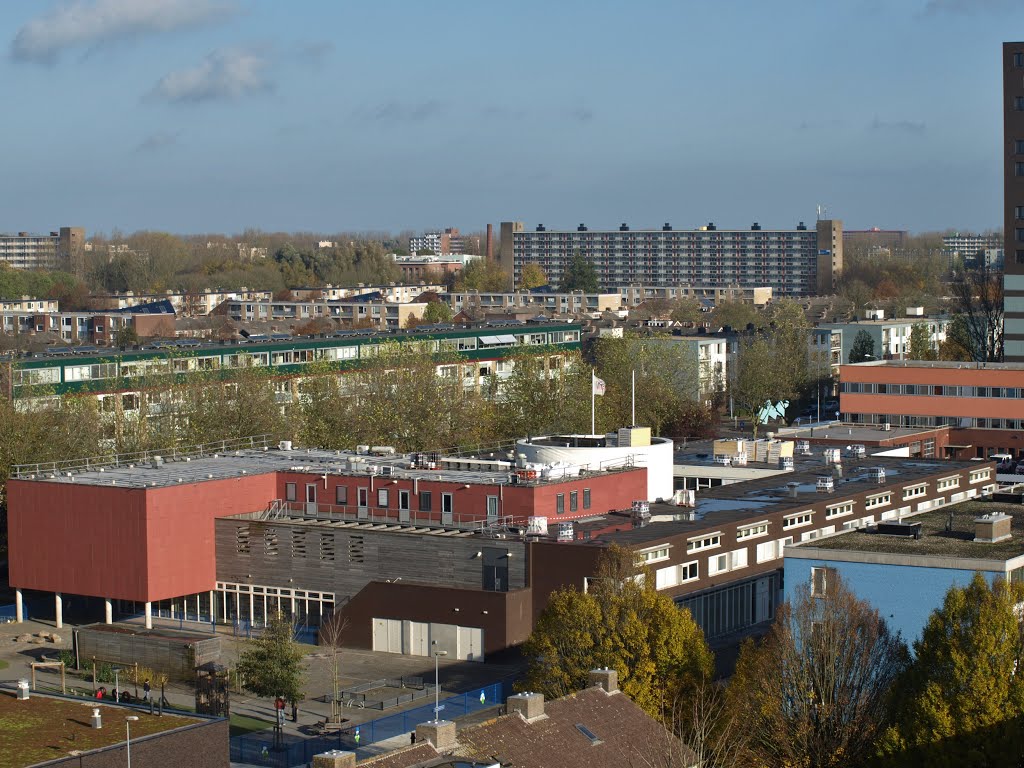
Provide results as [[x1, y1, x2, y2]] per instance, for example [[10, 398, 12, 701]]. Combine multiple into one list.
[[17, 445, 641, 490], [843, 359, 1024, 372], [0, 690, 206, 768], [790, 501, 1024, 561], [781, 425, 944, 442], [593, 457, 986, 546]]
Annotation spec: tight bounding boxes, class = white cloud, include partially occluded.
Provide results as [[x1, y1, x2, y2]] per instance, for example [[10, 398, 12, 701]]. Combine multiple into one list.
[[150, 48, 271, 103], [11, 0, 235, 63]]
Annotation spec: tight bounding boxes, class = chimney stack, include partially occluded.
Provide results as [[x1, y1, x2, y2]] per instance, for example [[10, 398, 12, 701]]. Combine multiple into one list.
[[486, 223, 493, 261], [312, 751, 356, 768], [507, 692, 545, 720], [974, 513, 1012, 544], [588, 668, 619, 693], [415, 720, 457, 749]]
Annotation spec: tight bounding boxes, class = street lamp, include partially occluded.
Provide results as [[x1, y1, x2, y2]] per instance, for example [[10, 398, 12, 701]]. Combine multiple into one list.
[[431, 641, 448, 722], [125, 715, 139, 768]]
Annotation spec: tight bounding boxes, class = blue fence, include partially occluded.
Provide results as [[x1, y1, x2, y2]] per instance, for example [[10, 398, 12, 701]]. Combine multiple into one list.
[[229, 678, 515, 767], [0, 604, 23, 623]]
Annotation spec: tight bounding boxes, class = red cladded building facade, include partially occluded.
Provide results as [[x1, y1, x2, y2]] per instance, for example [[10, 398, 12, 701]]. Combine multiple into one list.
[[7, 447, 647, 634]]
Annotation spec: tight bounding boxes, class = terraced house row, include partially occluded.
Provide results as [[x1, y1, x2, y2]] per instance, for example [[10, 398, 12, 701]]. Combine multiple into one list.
[[1, 320, 584, 407]]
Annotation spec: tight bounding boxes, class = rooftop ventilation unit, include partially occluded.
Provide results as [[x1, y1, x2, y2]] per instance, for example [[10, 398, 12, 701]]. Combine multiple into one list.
[[816, 476, 834, 493]]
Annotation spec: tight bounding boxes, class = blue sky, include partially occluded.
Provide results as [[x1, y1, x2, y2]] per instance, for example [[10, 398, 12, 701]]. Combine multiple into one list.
[[2, 0, 1022, 236]]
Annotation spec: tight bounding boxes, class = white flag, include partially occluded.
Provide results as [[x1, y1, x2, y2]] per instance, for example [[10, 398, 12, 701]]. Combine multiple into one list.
[[592, 375, 606, 396]]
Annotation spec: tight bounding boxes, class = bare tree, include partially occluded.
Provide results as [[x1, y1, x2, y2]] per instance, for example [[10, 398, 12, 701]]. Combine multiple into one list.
[[728, 572, 909, 768], [319, 613, 350, 722], [949, 262, 1003, 362]]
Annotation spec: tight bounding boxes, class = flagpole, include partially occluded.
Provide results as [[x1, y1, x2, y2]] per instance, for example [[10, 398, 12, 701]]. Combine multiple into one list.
[[591, 369, 596, 436], [631, 369, 636, 426]]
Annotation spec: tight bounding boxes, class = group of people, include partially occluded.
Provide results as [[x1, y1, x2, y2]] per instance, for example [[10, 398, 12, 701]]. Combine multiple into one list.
[[94, 679, 152, 704]]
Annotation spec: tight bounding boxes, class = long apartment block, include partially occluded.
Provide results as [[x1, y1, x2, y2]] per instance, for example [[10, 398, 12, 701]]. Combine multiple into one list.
[[499, 219, 842, 297]]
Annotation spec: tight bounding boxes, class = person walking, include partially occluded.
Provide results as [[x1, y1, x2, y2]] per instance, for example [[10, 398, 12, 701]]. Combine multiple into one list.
[[142, 679, 151, 702]]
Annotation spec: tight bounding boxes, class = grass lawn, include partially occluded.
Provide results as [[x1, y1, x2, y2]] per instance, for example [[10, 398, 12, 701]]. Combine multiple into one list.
[[230, 712, 273, 737], [0, 660, 9, 671]]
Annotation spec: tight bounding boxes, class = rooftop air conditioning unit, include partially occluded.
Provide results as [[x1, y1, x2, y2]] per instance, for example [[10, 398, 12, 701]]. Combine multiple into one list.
[[279, 441, 293, 451], [381, 465, 394, 477]]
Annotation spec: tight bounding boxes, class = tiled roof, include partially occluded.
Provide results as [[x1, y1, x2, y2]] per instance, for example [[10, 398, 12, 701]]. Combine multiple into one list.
[[358, 742, 440, 767]]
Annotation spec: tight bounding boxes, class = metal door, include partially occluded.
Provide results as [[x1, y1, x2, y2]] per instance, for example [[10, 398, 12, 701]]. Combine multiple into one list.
[[399, 490, 411, 523], [358, 487, 369, 520], [305, 484, 317, 516]]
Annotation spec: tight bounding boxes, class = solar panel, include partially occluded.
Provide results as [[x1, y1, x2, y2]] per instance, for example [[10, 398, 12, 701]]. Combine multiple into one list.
[[575, 724, 601, 745]]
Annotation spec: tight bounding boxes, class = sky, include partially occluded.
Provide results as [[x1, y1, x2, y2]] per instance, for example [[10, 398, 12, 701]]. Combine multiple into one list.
[[2, 0, 1023, 237]]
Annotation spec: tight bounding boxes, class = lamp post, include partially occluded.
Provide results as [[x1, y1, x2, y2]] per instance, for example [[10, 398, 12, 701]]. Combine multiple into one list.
[[431, 641, 447, 722], [125, 715, 139, 768]]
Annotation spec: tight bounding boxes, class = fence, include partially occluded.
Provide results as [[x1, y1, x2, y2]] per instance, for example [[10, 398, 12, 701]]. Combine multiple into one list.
[[229, 677, 515, 767], [0, 603, 23, 623]]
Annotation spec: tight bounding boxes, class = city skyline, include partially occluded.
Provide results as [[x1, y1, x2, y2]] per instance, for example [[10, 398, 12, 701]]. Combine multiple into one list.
[[2, 0, 1021, 236]]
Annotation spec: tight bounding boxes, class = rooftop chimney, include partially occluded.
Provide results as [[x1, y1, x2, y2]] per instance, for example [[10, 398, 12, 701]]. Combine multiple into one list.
[[507, 691, 545, 721], [974, 513, 1012, 544], [312, 750, 357, 768], [415, 719, 457, 749], [588, 668, 619, 693]]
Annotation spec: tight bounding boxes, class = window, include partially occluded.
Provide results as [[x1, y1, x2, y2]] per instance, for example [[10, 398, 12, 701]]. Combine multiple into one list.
[[1017, 206, 1024, 220], [419, 491, 432, 511], [903, 484, 927, 500], [1017, 250, 1024, 265], [708, 548, 747, 576], [1017, 228, 1024, 243], [1016, 162, 1024, 177], [811, 566, 834, 597], [825, 501, 854, 519], [736, 522, 769, 540], [937, 476, 960, 491], [335, 485, 348, 505], [640, 547, 671, 564], [583, 488, 591, 509], [377, 489, 388, 508], [556, 493, 565, 515], [285, 483, 297, 502], [1015, 52, 1024, 67], [783, 511, 813, 530], [970, 468, 991, 483], [865, 493, 892, 510], [1016, 96, 1024, 111], [655, 561, 698, 589], [686, 533, 722, 553], [570, 491, 578, 512]]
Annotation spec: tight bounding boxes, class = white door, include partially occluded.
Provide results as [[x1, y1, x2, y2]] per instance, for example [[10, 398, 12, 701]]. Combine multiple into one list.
[[305, 484, 317, 516], [399, 490, 411, 524], [357, 487, 369, 520], [457, 626, 484, 662], [442, 493, 453, 525], [372, 618, 402, 653], [408, 621, 429, 656]]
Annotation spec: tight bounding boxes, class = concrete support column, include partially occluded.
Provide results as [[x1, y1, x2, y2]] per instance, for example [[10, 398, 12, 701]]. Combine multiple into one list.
[[15, 589, 23, 623], [144, 601, 152, 630], [209, 591, 216, 625], [104, 599, 113, 624], [54, 593, 63, 629]]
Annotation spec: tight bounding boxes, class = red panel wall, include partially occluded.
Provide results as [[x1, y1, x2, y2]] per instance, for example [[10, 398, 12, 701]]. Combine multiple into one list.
[[8, 472, 278, 603], [8, 480, 149, 601], [144, 473, 278, 601], [275, 468, 647, 523]]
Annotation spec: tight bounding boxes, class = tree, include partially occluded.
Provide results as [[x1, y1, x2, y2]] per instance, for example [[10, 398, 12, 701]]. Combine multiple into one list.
[[521, 545, 713, 718], [422, 300, 453, 324], [729, 572, 909, 768], [113, 325, 140, 351], [519, 263, 548, 290], [937, 314, 973, 361], [236, 612, 307, 704], [908, 322, 937, 361], [669, 297, 703, 326], [456, 258, 511, 292], [849, 329, 876, 363], [318, 614, 350, 721], [949, 262, 1003, 362], [558, 252, 599, 293], [710, 300, 760, 332], [878, 574, 1024, 765], [731, 333, 799, 440]]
